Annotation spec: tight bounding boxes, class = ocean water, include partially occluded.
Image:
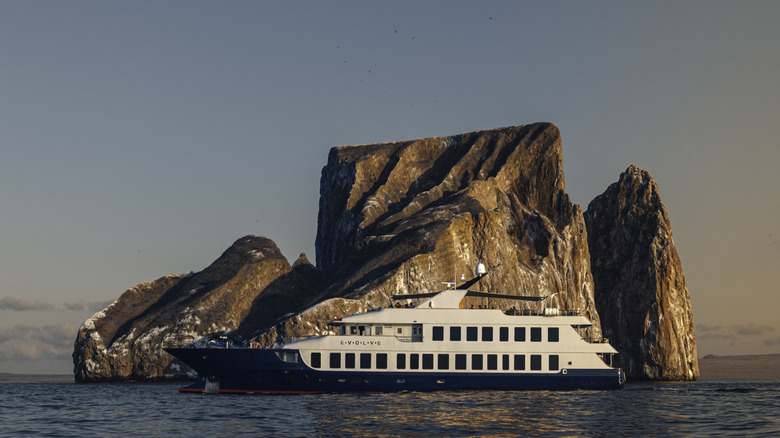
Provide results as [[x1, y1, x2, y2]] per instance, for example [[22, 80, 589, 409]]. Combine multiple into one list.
[[1, 380, 778, 437]]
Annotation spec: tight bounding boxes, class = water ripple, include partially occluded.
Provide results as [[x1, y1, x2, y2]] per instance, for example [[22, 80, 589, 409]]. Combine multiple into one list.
[[0, 381, 778, 437]]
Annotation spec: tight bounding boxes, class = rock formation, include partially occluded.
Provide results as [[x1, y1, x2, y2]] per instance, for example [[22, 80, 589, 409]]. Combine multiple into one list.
[[584, 165, 699, 380], [74, 123, 602, 381], [73, 236, 318, 382], [259, 123, 599, 347], [73, 124, 698, 383]]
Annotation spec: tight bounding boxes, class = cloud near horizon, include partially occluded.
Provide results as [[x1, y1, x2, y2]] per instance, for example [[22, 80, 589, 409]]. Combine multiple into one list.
[[695, 322, 779, 347], [0, 297, 111, 313], [0, 322, 79, 362], [732, 324, 775, 336], [762, 337, 780, 347], [0, 297, 113, 368], [0, 297, 54, 311]]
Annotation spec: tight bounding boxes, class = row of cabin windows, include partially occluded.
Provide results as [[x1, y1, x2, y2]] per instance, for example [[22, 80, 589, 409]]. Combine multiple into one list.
[[310, 352, 559, 372], [431, 326, 559, 343]]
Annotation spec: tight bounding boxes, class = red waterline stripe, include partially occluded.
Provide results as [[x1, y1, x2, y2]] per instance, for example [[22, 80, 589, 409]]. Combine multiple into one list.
[[178, 388, 380, 394]]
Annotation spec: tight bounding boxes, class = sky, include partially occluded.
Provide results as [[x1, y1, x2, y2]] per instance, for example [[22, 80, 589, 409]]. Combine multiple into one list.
[[1, 1, 779, 374]]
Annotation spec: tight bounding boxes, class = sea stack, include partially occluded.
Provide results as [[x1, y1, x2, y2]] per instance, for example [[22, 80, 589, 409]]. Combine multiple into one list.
[[258, 123, 600, 346], [584, 165, 699, 380]]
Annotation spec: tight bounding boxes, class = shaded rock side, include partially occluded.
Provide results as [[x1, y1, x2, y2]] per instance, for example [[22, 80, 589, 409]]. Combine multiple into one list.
[[585, 165, 699, 381], [259, 123, 601, 346], [73, 236, 318, 382]]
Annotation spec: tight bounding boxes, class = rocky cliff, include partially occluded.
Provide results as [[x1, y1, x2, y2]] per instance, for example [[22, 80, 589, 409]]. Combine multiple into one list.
[[261, 123, 599, 346], [74, 124, 698, 382], [584, 165, 699, 380], [73, 123, 601, 381], [73, 236, 318, 381]]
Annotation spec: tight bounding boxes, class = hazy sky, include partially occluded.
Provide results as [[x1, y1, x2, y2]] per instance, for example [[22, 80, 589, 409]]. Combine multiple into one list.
[[2, 1, 779, 374]]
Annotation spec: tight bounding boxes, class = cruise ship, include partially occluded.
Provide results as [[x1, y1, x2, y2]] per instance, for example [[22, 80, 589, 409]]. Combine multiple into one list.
[[165, 264, 625, 393]]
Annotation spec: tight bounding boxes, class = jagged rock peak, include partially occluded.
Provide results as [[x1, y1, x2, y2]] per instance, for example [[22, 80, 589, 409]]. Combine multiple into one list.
[[292, 253, 313, 268], [585, 165, 699, 381], [212, 235, 286, 264], [316, 123, 568, 270]]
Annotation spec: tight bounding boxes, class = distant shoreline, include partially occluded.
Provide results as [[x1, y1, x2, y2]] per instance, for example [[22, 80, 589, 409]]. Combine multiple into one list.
[[697, 353, 780, 380], [2, 353, 778, 383], [0, 373, 73, 383]]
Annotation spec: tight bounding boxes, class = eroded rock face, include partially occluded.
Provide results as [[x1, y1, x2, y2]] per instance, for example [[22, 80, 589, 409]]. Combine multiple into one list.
[[73, 236, 317, 381], [260, 123, 600, 346], [316, 123, 570, 270], [74, 124, 698, 383], [585, 165, 699, 381]]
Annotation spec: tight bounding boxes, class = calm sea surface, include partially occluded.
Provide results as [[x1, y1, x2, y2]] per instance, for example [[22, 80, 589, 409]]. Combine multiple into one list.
[[1, 380, 778, 437]]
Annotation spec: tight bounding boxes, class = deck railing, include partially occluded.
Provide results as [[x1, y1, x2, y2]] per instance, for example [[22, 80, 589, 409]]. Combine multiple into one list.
[[395, 335, 424, 343], [503, 309, 585, 317]]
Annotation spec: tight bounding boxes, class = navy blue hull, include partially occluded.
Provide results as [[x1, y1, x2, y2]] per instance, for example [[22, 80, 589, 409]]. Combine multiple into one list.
[[166, 347, 625, 393]]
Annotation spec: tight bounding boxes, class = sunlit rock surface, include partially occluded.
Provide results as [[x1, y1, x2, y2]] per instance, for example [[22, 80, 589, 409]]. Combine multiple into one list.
[[264, 123, 600, 345], [74, 125, 698, 383], [73, 236, 317, 381], [585, 165, 699, 381]]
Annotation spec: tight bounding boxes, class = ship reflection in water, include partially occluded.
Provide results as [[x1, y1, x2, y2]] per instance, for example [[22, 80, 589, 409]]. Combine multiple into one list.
[[301, 383, 764, 437], [312, 391, 602, 436]]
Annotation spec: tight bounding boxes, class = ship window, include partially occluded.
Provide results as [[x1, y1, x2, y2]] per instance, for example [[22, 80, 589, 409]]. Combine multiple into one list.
[[345, 353, 356, 369], [350, 326, 358, 335], [330, 353, 341, 369], [360, 353, 371, 369], [397, 327, 403, 334], [438, 354, 449, 370], [514, 327, 526, 342], [548, 327, 559, 342], [410, 354, 420, 370], [397, 353, 406, 369], [375, 326, 383, 336], [467, 326, 478, 341], [275, 351, 299, 363], [502, 354, 510, 370], [472, 354, 483, 370], [376, 353, 388, 369], [514, 354, 525, 370], [549, 355, 559, 371], [531, 354, 542, 370], [423, 354, 434, 370], [531, 327, 542, 342], [487, 354, 498, 370], [455, 354, 467, 370], [482, 327, 493, 342], [412, 324, 423, 342], [311, 352, 321, 368], [499, 327, 509, 342], [432, 326, 444, 341], [450, 326, 461, 341]]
